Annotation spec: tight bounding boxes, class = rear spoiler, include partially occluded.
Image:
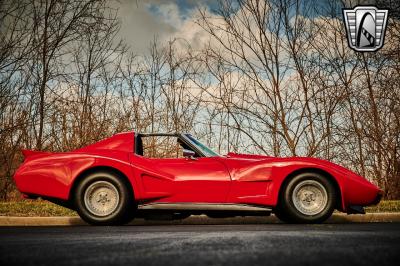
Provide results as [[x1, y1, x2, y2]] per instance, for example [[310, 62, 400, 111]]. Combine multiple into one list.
[[21, 149, 51, 159]]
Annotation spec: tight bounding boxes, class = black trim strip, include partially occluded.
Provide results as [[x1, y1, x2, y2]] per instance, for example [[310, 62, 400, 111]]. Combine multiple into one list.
[[138, 203, 272, 212]]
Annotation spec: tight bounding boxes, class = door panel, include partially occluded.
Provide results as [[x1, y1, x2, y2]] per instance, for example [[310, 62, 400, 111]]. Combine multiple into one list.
[[132, 156, 231, 203]]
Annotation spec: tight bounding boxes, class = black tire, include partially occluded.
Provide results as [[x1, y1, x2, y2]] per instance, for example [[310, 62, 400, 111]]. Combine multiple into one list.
[[273, 207, 291, 223], [173, 213, 191, 220], [276, 172, 336, 224], [74, 171, 135, 225]]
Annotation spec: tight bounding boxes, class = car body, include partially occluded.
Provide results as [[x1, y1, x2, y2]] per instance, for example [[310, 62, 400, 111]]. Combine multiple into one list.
[[14, 132, 382, 225]]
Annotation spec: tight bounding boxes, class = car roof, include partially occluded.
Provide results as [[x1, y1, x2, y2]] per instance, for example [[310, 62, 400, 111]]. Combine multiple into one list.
[[136, 132, 190, 137]]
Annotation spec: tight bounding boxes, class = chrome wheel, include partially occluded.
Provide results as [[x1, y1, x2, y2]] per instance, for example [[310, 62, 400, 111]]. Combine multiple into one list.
[[84, 181, 120, 217], [292, 180, 328, 216]]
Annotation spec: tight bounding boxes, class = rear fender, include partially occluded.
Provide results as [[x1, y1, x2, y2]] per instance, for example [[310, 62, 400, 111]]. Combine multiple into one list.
[[69, 155, 140, 201], [15, 152, 139, 202], [21, 149, 52, 160], [14, 153, 95, 200]]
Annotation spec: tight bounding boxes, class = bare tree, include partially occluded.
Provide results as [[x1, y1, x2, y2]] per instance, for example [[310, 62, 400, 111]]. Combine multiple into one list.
[[0, 0, 399, 200]]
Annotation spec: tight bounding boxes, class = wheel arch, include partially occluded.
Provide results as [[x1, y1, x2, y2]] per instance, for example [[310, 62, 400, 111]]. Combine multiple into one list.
[[68, 165, 135, 203], [278, 167, 344, 211]]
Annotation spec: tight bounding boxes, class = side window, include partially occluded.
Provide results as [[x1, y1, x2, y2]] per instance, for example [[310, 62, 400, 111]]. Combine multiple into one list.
[[141, 136, 186, 159]]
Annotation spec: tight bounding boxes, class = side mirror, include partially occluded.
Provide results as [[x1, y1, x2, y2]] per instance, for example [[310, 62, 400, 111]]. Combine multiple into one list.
[[183, 149, 196, 160]]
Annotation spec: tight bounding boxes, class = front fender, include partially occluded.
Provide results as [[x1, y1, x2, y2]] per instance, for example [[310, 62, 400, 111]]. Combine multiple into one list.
[[261, 157, 379, 211]]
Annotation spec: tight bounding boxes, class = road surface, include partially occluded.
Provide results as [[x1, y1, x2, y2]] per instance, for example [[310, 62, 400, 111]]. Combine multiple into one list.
[[1, 223, 399, 266]]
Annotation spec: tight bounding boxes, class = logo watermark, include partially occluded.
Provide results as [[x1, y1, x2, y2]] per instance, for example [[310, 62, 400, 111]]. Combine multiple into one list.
[[343, 6, 388, 52]]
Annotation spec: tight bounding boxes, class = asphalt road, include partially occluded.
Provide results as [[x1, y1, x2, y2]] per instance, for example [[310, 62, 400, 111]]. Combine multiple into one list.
[[0, 223, 399, 266]]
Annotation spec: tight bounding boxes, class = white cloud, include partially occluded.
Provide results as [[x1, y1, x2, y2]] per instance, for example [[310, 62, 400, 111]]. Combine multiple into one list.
[[113, 0, 175, 54], [113, 0, 221, 54]]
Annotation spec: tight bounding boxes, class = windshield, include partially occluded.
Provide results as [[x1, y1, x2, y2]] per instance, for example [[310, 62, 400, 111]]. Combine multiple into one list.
[[184, 134, 220, 157]]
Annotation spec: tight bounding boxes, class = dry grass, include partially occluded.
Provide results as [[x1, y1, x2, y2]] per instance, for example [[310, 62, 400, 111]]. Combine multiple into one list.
[[0, 200, 77, 217], [366, 200, 400, 213], [0, 200, 399, 217]]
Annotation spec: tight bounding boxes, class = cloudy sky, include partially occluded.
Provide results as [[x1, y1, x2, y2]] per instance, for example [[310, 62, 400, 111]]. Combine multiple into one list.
[[113, 0, 220, 54], [112, 0, 377, 54]]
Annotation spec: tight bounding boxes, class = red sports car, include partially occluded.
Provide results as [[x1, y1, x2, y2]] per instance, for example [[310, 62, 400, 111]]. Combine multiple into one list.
[[14, 132, 382, 225]]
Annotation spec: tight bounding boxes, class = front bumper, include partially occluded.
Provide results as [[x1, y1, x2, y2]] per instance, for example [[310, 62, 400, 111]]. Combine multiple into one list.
[[347, 190, 383, 214], [370, 190, 383, 205]]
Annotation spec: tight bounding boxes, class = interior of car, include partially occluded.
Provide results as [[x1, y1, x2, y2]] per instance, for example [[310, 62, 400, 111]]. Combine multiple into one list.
[[134, 134, 199, 159]]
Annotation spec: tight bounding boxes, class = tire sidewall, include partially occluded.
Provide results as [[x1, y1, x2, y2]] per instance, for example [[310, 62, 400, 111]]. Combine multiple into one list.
[[74, 171, 131, 225], [283, 173, 336, 223]]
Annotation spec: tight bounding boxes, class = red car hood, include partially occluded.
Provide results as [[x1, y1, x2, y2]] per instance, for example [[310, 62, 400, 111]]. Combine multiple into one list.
[[225, 152, 364, 180]]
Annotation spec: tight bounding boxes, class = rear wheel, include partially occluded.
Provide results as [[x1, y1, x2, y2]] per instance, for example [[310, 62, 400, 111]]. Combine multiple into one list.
[[275, 172, 336, 223], [74, 171, 135, 225]]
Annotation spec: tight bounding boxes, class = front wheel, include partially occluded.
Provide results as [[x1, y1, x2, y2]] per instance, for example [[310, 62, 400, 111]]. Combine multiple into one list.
[[74, 171, 135, 225], [275, 172, 336, 223]]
